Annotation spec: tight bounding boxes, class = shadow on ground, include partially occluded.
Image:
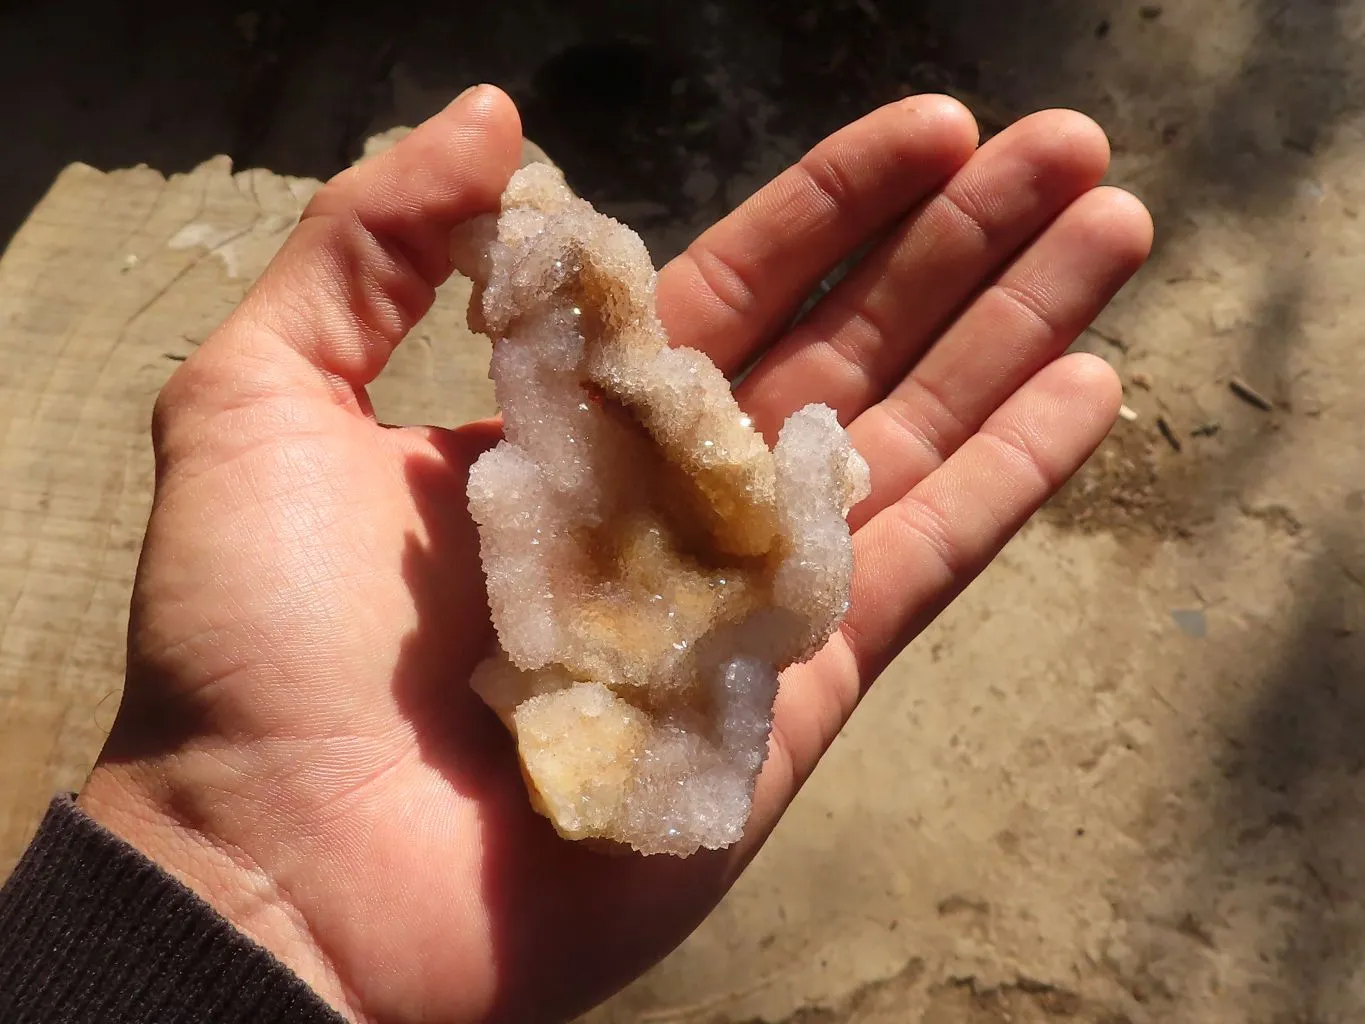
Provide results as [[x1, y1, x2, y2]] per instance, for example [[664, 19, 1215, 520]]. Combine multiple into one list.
[[5, 0, 1355, 258], [1213, 538, 1365, 1018]]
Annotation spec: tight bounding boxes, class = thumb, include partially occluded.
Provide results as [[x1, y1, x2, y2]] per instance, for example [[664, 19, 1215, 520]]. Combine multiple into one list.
[[182, 85, 522, 412]]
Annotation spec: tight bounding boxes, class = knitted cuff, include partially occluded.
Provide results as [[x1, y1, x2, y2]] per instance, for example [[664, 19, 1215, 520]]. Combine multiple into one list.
[[0, 794, 345, 1023]]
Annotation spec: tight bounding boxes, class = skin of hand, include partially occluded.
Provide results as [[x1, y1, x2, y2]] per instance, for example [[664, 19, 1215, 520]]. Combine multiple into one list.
[[77, 85, 1152, 1024]]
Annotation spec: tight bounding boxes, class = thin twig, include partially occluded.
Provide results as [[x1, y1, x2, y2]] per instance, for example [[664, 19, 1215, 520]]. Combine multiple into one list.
[[1229, 376, 1273, 411], [1157, 415, 1183, 452]]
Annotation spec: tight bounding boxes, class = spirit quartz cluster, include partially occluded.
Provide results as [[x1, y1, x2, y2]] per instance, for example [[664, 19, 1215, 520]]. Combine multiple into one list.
[[453, 164, 869, 856]]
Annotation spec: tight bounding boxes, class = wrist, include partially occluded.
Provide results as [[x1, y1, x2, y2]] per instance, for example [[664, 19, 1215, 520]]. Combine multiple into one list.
[[78, 760, 362, 1023]]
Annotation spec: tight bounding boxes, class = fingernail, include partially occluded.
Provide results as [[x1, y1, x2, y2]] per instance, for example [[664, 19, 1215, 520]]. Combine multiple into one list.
[[454, 84, 487, 105]]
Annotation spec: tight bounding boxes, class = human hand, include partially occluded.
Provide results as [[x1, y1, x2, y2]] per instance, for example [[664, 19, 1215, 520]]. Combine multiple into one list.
[[78, 86, 1151, 1023]]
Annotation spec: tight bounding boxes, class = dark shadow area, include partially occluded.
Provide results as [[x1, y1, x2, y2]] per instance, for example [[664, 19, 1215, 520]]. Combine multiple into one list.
[[4, 0, 1356, 262], [4, 0, 1351, 288], [0, 2, 1321, 245], [1172, 538, 1365, 1019], [0, 0, 791, 258]]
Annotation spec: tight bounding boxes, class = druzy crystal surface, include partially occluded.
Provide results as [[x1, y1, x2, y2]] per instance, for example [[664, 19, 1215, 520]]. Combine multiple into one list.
[[454, 165, 869, 856]]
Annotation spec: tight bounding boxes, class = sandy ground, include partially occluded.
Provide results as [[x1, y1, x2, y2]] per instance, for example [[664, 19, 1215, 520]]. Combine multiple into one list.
[[3, 2, 1365, 1021]]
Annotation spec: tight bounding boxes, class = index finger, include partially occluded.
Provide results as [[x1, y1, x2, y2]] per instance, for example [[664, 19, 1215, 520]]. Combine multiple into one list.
[[656, 95, 979, 375]]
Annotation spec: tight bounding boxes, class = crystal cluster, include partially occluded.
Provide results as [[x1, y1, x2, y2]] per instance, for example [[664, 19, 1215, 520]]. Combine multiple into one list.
[[453, 165, 869, 856]]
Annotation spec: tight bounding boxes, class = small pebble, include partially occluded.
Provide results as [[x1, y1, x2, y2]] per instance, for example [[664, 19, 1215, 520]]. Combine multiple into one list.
[[1171, 609, 1206, 638]]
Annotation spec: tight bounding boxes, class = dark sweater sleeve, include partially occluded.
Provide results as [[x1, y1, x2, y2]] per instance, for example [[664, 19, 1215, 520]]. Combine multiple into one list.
[[0, 795, 346, 1024]]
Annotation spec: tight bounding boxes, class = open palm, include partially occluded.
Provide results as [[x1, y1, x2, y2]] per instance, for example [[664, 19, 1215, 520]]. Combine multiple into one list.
[[79, 87, 1151, 1024]]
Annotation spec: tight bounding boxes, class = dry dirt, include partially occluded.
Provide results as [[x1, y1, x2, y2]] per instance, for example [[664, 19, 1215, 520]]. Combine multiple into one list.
[[3, 2, 1365, 1022]]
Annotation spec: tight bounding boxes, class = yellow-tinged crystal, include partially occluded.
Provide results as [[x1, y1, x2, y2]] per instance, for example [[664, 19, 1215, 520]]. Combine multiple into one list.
[[455, 165, 869, 856]]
